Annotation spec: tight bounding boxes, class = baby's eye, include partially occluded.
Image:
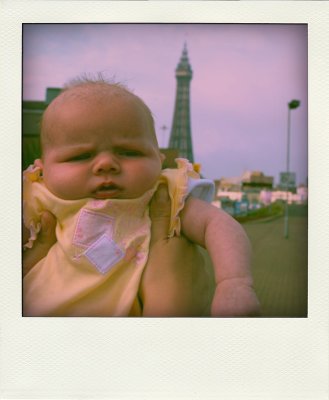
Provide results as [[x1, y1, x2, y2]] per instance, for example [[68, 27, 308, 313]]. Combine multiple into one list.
[[116, 149, 143, 157], [68, 153, 92, 162]]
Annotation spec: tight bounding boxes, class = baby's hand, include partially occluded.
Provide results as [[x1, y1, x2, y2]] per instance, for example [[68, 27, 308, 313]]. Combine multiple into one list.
[[211, 278, 260, 317], [23, 211, 57, 277]]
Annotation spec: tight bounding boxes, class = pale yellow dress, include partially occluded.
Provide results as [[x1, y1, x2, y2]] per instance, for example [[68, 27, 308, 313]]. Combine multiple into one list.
[[23, 159, 214, 317]]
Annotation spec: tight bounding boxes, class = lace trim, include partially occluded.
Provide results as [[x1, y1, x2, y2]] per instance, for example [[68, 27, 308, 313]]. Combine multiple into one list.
[[161, 158, 199, 238], [23, 165, 43, 249]]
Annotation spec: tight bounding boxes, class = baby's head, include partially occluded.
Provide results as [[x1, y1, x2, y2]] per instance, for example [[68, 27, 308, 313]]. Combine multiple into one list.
[[35, 77, 165, 200]]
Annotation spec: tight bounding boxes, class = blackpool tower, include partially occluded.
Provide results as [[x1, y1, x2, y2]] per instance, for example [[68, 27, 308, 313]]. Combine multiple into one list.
[[168, 44, 194, 163]]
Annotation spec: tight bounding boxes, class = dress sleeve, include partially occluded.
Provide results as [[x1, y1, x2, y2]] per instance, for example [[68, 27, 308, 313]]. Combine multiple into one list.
[[187, 177, 215, 203], [159, 158, 215, 237]]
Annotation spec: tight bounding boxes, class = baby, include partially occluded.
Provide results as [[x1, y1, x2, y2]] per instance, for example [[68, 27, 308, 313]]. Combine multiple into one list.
[[23, 77, 260, 317]]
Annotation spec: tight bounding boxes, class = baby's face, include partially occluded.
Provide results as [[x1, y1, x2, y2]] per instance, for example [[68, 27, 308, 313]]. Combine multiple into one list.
[[37, 93, 164, 200]]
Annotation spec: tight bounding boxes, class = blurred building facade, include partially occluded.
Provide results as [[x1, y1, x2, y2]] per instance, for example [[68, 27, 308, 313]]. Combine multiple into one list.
[[213, 170, 308, 216], [22, 88, 61, 169]]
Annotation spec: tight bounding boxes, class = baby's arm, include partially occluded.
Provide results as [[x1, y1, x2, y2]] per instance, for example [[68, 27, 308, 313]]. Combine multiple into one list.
[[180, 197, 260, 317]]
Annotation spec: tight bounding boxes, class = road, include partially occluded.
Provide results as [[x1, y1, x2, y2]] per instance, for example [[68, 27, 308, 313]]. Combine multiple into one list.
[[242, 210, 308, 317]]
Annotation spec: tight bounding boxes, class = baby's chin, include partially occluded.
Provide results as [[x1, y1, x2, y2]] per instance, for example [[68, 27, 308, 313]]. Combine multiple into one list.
[[49, 183, 159, 201], [87, 190, 147, 201], [114, 185, 159, 201]]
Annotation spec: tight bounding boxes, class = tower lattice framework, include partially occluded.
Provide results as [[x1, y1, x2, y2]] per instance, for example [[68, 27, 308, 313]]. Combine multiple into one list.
[[168, 44, 194, 163]]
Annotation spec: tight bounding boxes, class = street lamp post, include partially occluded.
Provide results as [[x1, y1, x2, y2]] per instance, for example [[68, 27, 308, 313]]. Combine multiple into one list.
[[284, 99, 300, 239]]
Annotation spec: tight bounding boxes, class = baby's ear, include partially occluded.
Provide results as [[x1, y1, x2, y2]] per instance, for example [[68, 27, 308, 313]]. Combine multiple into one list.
[[160, 152, 166, 164], [34, 158, 43, 169]]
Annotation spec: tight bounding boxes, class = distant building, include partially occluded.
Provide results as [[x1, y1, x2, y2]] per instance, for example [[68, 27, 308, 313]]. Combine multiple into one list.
[[216, 170, 273, 201], [278, 171, 297, 192], [266, 185, 308, 205], [160, 148, 180, 169], [297, 185, 308, 203], [217, 176, 242, 192], [212, 191, 249, 216], [23, 88, 62, 169], [241, 170, 273, 190], [241, 171, 273, 205], [259, 189, 272, 205], [216, 191, 244, 202]]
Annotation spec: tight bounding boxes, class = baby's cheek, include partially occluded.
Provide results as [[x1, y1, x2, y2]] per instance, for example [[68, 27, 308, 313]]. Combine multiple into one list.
[[47, 170, 81, 199], [141, 166, 161, 187]]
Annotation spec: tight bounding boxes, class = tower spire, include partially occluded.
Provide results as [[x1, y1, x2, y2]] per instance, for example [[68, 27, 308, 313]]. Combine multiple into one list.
[[168, 44, 194, 162]]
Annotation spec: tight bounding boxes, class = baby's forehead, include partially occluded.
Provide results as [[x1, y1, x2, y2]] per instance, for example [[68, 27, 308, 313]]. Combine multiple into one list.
[[50, 84, 151, 119], [42, 83, 157, 146]]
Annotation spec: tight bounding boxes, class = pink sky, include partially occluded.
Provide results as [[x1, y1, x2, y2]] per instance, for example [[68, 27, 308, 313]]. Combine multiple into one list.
[[23, 23, 308, 185]]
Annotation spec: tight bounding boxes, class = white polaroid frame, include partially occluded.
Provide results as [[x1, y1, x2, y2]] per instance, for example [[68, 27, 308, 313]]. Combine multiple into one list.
[[1, 1, 328, 399]]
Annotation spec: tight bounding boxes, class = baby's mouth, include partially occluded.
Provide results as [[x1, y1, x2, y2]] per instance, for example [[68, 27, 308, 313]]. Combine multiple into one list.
[[93, 183, 122, 199]]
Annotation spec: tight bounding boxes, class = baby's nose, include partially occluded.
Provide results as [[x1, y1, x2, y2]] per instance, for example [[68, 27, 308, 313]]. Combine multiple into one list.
[[93, 152, 120, 175]]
